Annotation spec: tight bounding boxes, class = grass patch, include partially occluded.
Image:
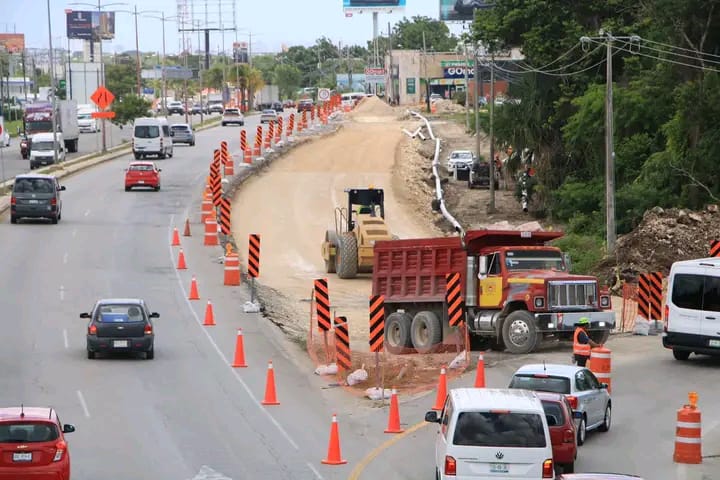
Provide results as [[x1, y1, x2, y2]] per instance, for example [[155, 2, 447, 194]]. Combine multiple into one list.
[[551, 234, 605, 275], [6, 119, 22, 138]]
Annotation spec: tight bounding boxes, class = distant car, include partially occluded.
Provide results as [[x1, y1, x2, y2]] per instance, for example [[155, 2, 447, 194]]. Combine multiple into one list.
[[271, 101, 284, 112], [446, 150, 475, 171], [430, 93, 442, 102], [535, 391, 580, 474], [208, 103, 225, 114], [221, 108, 244, 126], [297, 100, 314, 112], [508, 364, 612, 446], [10, 174, 66, 224], [125, 161, 161, 191], [190, 103, 203, 115], [167, 101, 185, 115], [0, 406, 76, 480], [260, 109, 278, 124], [82, 298, 159, 359], [454, 0, 492, 15], [170, 123, 195, 146], [283, 99, 296, 109]]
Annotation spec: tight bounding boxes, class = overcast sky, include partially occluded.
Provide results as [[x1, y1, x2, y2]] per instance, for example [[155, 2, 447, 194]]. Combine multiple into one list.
[[4, 0, 466, 54]]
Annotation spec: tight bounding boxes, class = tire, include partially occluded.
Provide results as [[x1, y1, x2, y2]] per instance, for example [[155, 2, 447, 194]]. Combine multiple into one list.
[[159, 153, 166, 159], [222, 122, 227, 126], [598, 403, 611, 432], [51, 215, 58, 225], [335, 232, 358, 279], [168, 150, 173, 158], [324, 230, 337, 273], [410, 311, 443, 354], [190, 141, 195, 146], [57, 210, 62, 221], [562, 462, 575, 474], [385, 312, 413, 354], [146, 347, 154, 360], [125, 187, 131, 192], [87, 350, 95, 359], [577, 416, 586, 446], [10, 215, 17, 224], [501, 310, 539, 354], [673, 349, 691, 361], [155, 186, 161, 192], [589, 329, 610, 344]]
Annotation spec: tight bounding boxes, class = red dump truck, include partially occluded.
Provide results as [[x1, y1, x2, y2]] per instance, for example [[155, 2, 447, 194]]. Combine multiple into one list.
[[372, 229, 615, 355]]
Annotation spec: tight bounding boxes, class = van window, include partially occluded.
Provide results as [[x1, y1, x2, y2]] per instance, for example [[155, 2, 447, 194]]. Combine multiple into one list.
[[509, 374, 570, 394], [134, 125, 160, 138], [162, 125, 170, 137], [672, 274, 704, 310], [704, 276, 720, 312], [14, 178, 55, 193], [453, 411, 546, 448], [441, 399, 454, 438]]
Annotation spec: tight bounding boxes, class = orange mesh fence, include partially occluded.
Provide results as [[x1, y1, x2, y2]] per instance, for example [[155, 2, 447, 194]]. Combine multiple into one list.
[[620, 279, 668, 332]]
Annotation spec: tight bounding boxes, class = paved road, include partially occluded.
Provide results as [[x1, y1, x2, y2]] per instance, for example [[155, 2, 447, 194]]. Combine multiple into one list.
[[350, 335, 720, 480], [0, 110, 381, 479]]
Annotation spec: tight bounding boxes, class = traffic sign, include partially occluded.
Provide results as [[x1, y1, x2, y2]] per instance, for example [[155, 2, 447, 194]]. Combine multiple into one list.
[[0, 125, 3, 135], [91, 111, 116, 119], [90, 86, 115, 110], [318, 88, 331, 102], [59, 79, 66, 89]]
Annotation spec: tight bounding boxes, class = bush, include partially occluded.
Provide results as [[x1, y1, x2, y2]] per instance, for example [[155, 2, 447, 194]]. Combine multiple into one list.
[[454, 91, 466, 105], [551, 233, 604, 275]]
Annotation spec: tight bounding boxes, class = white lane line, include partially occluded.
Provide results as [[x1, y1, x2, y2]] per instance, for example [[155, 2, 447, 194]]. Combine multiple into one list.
[[306, 462, 325, 480], [167, 214, 300, 451], [84, 209, 91, 217], [63, 329, 69, 349], [59, 285, 65, 301], [76, 390, 91, 418], [62, 253, 68, 264]]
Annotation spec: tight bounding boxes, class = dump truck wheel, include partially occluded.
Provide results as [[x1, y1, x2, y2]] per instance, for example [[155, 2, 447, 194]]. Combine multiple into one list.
[[411, 311, 443, 354], [335, 233, 358, 279], [502, 310, 539, 354], [324, 230, 337, 274], [385, 312, 413, 355]]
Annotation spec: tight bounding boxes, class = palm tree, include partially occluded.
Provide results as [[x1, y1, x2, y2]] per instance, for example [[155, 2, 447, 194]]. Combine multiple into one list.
[[228, 64, 265, 111]]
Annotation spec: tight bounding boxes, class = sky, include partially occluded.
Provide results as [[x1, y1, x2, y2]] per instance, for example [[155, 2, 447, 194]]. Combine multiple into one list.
[[4, 0, 467, 55]]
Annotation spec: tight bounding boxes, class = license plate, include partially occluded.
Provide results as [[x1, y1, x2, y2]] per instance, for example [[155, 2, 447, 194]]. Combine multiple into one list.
[[138, 180, 144, 184], [28, 199, 38, 204], [13, 452, 32, 462], [490, 463, 508, 473], [709, 339, 720, 347], [113, 340, 128, 348]]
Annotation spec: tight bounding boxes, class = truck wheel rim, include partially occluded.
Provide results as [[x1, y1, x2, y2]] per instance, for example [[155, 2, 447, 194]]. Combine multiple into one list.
[[509, 319, 530, 346], [388, 324, 402, 347], [417, 324, 429, 345]]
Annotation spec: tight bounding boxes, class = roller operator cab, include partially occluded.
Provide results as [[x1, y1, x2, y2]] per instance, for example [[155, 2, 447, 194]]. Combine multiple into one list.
[[321, 187, 395, 279], [371, 229, 615, 355]]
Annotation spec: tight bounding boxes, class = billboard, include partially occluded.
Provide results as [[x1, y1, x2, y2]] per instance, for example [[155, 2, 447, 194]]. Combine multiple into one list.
[[336, 73, 366, 91], [66, 10, 116, 40], [233, 42, 249, 64], [343, 0, 406, 13], [0, 34, 25, 53], [365, 67, 386, 84], [439, 0, 493, 23]]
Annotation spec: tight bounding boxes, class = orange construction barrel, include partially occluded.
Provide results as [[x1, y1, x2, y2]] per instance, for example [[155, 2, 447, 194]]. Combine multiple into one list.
[[674, 392, 702, 464], [589, 346, 612, 393], [201, 193, 214, 223], [224, 247, 241, 286], [204, 217, 219, 246]]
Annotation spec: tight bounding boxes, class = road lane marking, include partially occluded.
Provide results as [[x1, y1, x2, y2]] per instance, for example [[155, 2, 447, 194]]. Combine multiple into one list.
[[62, 253, 68, 264], [59, 285, 65, 301], [76, 390, 91, 418], [306, 461, 324, 480], [167, 214, 300, 452], [84, 209, 90, 217], [63, 329, 69, 349], [347, 421, 430, 480]]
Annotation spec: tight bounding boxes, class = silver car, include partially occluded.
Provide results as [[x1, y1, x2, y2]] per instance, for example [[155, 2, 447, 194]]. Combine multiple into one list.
[[260, 109, 278, 124], [508, 363, 611, 446], [446, 150, 475, 171], [170, 123, 195, 146]]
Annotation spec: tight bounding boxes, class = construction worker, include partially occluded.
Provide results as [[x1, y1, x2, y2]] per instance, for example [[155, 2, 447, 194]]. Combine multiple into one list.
[[573, 317, 601, 367]]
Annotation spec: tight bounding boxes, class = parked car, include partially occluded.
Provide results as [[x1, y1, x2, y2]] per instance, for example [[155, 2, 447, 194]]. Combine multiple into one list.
[[167, 101, 185, 115], [221, 108, 245, 126], [508, 364, 612, 446], [297, 99, 314, 112], [271, 101, 284, 112], [468, 161, 499, 189], [82, 298, 159, 359], [10, 174, 66, 224], [260, 109, 278, 124], [170, 123, 195, 146], [446, 150, 475, 171], [124, 161, 161, 191], [0, 406, 76, 480], [190, 103, 203, 115], [535, 391, 580, 474]]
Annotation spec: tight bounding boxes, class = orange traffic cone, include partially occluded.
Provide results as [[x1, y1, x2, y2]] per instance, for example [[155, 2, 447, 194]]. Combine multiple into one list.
[[321, 414, 347, 465], [474, 353, 486, 388], [188, 276, 200, 300], [231, 329, 248, 367], [384, 389, 404, 433], [203, 300, 216, 326], [176, 248, 187, 270], [261, 361, 280, 405], [171, 227, 180, 246], [183, 218, 191, 237], [432, 366, 448, 411]]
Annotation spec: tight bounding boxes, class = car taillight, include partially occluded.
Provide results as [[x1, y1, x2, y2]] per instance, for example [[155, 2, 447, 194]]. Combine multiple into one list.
[[50, 197, 57, 206], [144, 324, 153, 335], [10, 195, 16, 205], [53, 440, 66, 462], [88, 324, 97, 335], [542, 459, 553, 478], [566, 396, 578, 409], [444, 455, 456, 476], [664, 305, 669, 332], [562, 428, 574, 443]]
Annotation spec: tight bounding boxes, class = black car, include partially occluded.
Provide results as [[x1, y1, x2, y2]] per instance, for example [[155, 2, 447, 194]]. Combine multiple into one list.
[[10, 174, 66, 224], [83, 298, 159, 359], [297, 100, 314, 112], [272, 102, 284, 113]]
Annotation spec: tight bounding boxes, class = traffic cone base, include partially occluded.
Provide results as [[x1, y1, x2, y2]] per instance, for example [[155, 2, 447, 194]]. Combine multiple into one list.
[[321, 414, 347, 465], [188, 276, 200, 300], [203, 300, 216, 326], [261, 361, 280, 405], [231, 329, 247, 368]]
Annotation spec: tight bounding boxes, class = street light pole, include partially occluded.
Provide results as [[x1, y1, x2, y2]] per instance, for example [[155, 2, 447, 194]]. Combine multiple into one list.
[[47, 0, 59, 165], [97, 0, 106, 152], [134, 4, 141, 95], [161, 12, 167, 114]]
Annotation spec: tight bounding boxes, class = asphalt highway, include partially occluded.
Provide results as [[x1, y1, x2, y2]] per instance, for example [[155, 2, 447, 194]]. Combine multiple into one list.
[[0, 110, 380, 479]]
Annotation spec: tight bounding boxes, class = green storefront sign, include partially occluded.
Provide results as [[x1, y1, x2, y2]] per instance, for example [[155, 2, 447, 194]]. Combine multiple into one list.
[[406, 78, 416, 94], [440, 60, 473, 68]]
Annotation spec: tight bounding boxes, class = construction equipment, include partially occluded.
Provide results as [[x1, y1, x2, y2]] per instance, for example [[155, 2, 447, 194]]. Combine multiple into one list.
[[321, 187, 394, 279]]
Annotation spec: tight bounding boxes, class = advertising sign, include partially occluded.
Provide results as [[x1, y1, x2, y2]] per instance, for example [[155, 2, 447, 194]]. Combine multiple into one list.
[[364, 67, 386, 84], [0, 34, 25, 53], [406, 78, 416, 94], [66, 10, 116, 40], [343, 0, 406, 13], [233, 42, 249, 64], [444, 66, 475, 78], [439, 0, 493, 23], [336, 73, 366, 91]]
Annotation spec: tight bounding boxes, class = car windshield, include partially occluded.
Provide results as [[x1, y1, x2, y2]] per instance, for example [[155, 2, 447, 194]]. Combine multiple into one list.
[[14, 178, 54, 193], [225, 110, 239, 115], [505, 250, 565, 271], [171, 125, 190, 132], [509, 374, 571, 394], [78, 113, 92, 120], [95, 304, 146, 323], [0, 422, 59, 443], [541, 401, 566, 427], [134, 125, 160, 138], [32, 141, 55, 151], [452, 411, 546, 448], [452, 152, 473, 159], [129, 164, 154, 172], [263, 110, 276, 114]]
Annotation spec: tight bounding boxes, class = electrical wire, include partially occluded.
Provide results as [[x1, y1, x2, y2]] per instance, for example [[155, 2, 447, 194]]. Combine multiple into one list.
[[640, 36, 720, 60], [613, 38, 720, 67], [491, 50, 611, 78], [613, 42, 720, 74], [515, 42, 582, 71]]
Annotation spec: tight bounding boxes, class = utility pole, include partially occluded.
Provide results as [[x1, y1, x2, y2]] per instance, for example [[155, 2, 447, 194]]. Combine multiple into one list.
[[98, 0, 106, 153], [604, 32, 616, 255], [422, 31, 429, 112], [134, 4, 141, 96], [46, 0, 59, 165], [474, 45, 480, 163], [488, 49, 496, 212], [464, 42, 470, 131]]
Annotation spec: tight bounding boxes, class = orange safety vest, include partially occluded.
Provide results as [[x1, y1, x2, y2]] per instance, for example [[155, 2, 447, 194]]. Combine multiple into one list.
[[573, 327, 591, 357]]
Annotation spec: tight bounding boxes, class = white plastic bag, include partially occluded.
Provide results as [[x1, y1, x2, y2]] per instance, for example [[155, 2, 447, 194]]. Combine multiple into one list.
[[346, 366, 368, 386], [365, 387, 392, 401], [314, 364, 338, 376], [633, 317, 650, 336], [448, 351, 467, 370]]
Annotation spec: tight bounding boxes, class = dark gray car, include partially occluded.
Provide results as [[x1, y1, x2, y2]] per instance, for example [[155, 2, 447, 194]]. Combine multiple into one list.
[[83, 298, 159, 360], [10, 174, 66, 224], [170, 123, 195, 146]]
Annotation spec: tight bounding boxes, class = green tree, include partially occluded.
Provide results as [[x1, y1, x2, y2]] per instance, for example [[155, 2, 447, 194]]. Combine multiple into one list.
[[111, 94, 151, 126], [273, 64, 302, 99], [392, 16, 458, 51], [252, 54, 278, 84], [105, 64, 136, 98]]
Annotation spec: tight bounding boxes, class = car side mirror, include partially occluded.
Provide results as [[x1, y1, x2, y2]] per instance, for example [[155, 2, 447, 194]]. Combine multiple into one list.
[[60, 186, 66, 191], [424, 411, 440, 423], [79, 312, 90, 319], [62, 424, 76, 433], [600, 383, 608, 390], [572, 411, 583, 420], [157, 169, 162, 172], [150, 312, 160, 318]]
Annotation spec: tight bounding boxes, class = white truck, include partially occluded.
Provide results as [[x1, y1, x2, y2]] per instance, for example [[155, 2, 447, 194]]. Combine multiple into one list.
[[255, 85, 280, 110], [77, 104, 98, 133]]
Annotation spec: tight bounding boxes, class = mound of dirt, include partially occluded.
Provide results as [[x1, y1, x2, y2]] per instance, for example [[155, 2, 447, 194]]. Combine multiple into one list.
[[433, 99, 465, 114], [595, 205, 720, 288], [351, 96, 396, 117]]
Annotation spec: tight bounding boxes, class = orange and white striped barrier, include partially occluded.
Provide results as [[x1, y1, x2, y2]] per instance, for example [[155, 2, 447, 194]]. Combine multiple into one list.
[[240, 129, 247, 153], [201, 192, 214, 223], [673, 392, 702, 464], [224, 244, 241, 286], [224, 156, 235, 177], [287, 113, 295, 139], [275, 116, 283, 143], [589, 346, 612, 393], [244, 148, 253, 164], [204, 216, 219, 246]]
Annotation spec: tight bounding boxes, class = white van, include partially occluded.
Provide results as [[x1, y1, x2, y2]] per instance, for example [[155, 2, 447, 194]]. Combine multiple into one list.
[[29, 132, 66, 169], [77, 104, 98, 133], [425, 388, 555, 480], [132, 117, 173, 159], [663, 257, 720, 360]]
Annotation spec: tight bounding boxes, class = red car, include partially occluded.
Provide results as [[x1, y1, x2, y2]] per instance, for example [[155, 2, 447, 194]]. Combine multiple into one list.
[[0, 406, 76, 480], [536, 391, 579, 474], [125, 161, 161, 191]]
